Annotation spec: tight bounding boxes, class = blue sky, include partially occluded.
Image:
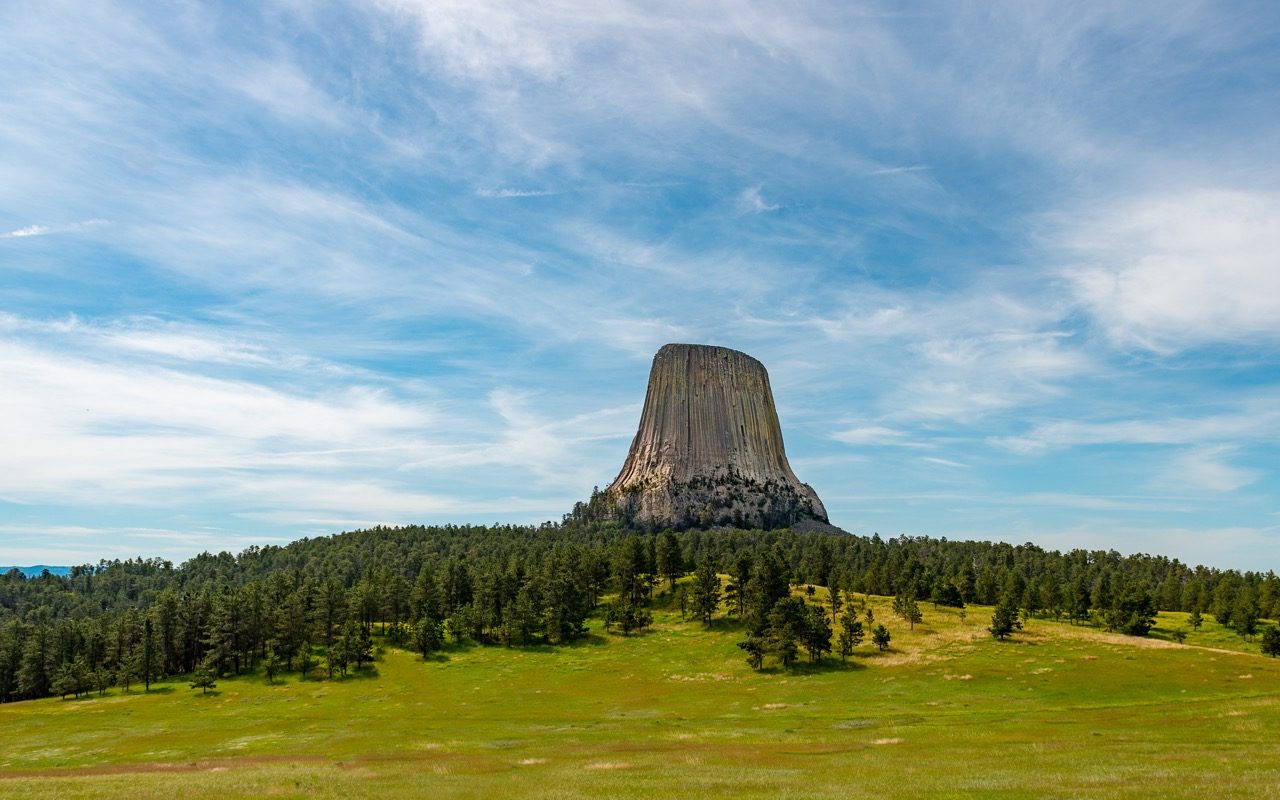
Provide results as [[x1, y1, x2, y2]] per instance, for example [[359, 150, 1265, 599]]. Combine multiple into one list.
[[2, 2, 1279, 571]]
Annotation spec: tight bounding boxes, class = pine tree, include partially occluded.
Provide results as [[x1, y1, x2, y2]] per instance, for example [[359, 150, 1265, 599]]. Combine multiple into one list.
[[837, 607, 864, 664], [263, 643, 283, 684], [140, 616, 160, 691], [1064, 574, 1091, 625], [413, 618, 444, 658], [989, 593, 1021, 640], [411, 563, 443, 624], [297, 644, 315, 681], [16, 625, 52, 699], [1231, 590, 1261, 640], [689, 558, 721, 624], [728, 552, 753, 617], [801, 605, 832, 664], [892, 594, 923, 630], [766, 597, 806, 668], [655, 530, 684, 593], [52, 662, 77, 699], [93, 666, 112, 696], [354, 622, 373, 669], [871, 624, 891, 651], [190, 657, 218, 694], [1261, 626, 1280, 658], [737, 635, 765, 670]]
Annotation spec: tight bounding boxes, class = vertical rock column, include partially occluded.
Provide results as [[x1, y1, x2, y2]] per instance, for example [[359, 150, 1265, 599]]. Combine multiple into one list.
[[605, 343, 827, 529]]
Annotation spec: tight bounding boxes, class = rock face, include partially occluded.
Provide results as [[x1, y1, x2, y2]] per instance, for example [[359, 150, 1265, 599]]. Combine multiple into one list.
[[603, 343, 828, 530]]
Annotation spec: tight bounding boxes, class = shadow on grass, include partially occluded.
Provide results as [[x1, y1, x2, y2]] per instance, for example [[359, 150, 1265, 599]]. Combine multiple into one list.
[[559, 632, 610, 649], [341, 665, 381, 680], [704, 617, 748, 633], [756, 658, 867, 675], [119, 686, 174, 696], [601, 626, 659, 640]]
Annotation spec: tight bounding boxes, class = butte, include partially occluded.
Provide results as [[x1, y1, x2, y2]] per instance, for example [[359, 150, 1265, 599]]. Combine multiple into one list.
[[599, 343, 832, 531]]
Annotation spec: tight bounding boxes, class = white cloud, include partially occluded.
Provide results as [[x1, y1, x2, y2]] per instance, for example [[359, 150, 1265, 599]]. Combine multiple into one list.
[[919, 456, 968, 469], [0, 219, 105, 239], [866, 165, 930, 176], [994, 401, 1280, 454], [226, 59, 350, 128], [1158, 446, 1259, 493], [1063, 189, 1280, 351], [0, 333, 435, 507], [1, 314, 276, 366], [832, 425, 907, 445], [1, 224, 50, 238], [475, 187, 561, 198], [737, 185, 780, 215]]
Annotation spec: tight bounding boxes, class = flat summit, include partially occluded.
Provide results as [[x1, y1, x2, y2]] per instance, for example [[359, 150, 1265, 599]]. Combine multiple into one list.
[[603, 343, 828, 530]]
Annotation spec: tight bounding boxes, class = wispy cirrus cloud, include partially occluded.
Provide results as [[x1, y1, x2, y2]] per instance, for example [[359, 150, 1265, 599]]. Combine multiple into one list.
[[475, 187, 563, 198], [831, 426, 909, 446], [1059, 188, 1280, 352], [992, 399, 1280, 454], [1158, 446, 1260, 494], [0, 219, 106, 238], [866, 165, 931, 176]]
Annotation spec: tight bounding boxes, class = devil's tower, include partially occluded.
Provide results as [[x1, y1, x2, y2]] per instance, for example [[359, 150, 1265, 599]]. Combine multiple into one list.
[[602, 343, 828, 530]]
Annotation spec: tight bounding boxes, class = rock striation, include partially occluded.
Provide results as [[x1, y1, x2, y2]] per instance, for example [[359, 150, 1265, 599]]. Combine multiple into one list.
[[601, 343, 828, 530]]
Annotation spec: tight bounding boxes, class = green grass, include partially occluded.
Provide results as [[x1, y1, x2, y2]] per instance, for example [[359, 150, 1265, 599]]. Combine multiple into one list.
[[1148, 609, 1276, 654], [2, 594, 1278, 799]]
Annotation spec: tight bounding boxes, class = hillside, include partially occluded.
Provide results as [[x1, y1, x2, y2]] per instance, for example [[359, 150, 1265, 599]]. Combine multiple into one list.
[[2, 591, 1277, 799]]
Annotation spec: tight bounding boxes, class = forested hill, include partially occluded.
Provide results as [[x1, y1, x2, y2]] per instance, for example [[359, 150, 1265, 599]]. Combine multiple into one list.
[[1, 522, 1277, 703], [0, 566, 71, 579]]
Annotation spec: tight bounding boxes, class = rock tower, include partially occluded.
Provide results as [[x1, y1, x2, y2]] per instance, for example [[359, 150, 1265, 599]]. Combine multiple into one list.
[[602, 343, 828, 530]]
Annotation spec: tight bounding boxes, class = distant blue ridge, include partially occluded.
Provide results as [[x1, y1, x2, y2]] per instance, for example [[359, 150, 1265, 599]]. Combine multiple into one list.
[[1, 565, 72, 578]]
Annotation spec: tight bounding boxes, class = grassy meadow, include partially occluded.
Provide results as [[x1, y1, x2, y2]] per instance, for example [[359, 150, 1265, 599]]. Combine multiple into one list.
[[2, 591, 1278, 799]]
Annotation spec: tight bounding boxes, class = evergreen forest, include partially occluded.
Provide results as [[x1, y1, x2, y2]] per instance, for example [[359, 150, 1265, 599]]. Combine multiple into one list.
[[3, 517, 1279, 704]]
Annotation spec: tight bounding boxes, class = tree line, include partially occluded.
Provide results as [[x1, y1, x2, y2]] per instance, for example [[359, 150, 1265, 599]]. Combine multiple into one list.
[[3, 521, 1279, 702]]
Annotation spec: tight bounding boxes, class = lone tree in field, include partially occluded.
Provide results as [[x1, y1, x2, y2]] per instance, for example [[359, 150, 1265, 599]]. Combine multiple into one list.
[[1188, 609, 1204, 631], [990, 593, 1021, 640], [872, 624, 891, 651], [190, 658, 218, 695]]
